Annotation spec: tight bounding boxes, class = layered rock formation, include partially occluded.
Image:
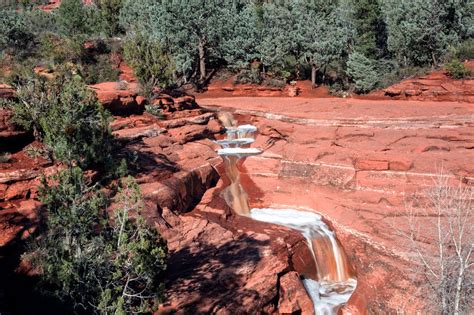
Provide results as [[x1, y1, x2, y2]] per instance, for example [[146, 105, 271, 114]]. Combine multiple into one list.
[[198, 96, 474, 313], [0, 87, 317, 314], [369, 61, 474, 102]]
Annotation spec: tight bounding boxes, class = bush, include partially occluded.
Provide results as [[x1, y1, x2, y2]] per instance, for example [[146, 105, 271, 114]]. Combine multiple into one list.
[[0, 10, 35, 57], [94, 0, 124, 37], [145, 104, 164, 119], [38, 33, 85, 67], [347, 52, 379, 93], [123, 33, 175, 95], [9, 74, 113, 168], [455, 39, 474, 61], [27, 169, 167, 314], [445, 59, 472, 79], [234, 68, 263, 85], [80, 54, 120, 84]]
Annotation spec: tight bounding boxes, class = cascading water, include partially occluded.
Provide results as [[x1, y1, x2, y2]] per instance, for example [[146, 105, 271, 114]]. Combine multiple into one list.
[[216, 116, 356, 314], [250, 209, 357, 315]]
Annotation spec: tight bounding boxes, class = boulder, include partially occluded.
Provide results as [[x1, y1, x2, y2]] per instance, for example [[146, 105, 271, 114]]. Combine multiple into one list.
[[89, 82, 146, 115], [278, 272, 315, 315]]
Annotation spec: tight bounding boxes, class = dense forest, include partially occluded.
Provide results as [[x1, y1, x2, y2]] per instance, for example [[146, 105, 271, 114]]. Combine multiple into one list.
[[1, 0, 473, 94]]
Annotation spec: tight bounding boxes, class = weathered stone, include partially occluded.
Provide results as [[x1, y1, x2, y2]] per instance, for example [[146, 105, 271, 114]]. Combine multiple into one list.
[[278, 271, 315, 315]]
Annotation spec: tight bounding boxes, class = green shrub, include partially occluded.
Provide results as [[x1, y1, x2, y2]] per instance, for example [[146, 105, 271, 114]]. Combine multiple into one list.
[[57, 0, 101, 36], [445, 59, 472, 79], [94, 0, 124, 37], [455, 39, 474, 60], [234, 69, 262, 85], [347, 52, 379, 93], [9, 74, 113, 168], [38, 33, 85, 67], [27, 169, 167, 314], [145, 104, 164, 119], [123, 33, 175, 95], [80, 54, 120, 84], [0, 10, 35, 57]]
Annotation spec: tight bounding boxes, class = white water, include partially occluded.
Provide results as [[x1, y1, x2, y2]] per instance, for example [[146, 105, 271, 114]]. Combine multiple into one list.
[[216, 124, 262, 215], [250, 208, 357, 314], [217, 147, 262, 157], [215, 119, 356, 313]]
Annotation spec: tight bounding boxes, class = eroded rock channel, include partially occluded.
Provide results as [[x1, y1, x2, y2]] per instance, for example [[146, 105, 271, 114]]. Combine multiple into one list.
[[215, 118, 356, 314]]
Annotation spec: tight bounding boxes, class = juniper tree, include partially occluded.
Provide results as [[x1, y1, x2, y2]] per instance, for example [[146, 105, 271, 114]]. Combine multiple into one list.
[[295, 0, 354, 86], [219, 3, 261, 70], [121, 0, 235, 84], [381, 0, 472, 66]]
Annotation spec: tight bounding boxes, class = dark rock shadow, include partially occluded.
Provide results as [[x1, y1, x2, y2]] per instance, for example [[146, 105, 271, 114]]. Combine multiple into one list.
[[163, 235, 272, 314]]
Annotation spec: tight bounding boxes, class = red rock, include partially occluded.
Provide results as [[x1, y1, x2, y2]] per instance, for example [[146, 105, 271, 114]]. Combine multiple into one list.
[[355, 159, 389, 171], [4, 181, 30, 200], [89, 82, 145, 115], [278, 271, 315, 315], [0, 84, 14, 100], [17, 200, 41, 221], [0, 183, 6, 199], [136, 95, 147, 106], [0, 109, 32, 150], [389, 159, 413, 171], [404, 89, 422, 96]]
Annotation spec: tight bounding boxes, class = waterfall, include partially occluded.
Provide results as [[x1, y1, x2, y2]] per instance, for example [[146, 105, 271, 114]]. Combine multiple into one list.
[[216, 124, 262, 215], [250, 208, 356, 315], [215, 117, 356, 314]]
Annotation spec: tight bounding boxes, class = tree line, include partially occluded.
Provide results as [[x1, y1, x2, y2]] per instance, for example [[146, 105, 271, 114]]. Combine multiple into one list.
[[0, 0, 473, 93]]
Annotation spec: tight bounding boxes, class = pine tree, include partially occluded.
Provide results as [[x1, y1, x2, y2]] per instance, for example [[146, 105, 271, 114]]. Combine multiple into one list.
[[347, 51, 379, 93], [351, 0, 387, 59]]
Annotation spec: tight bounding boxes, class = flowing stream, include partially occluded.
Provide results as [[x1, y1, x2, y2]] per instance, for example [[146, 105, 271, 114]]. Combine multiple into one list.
[[215, 115, 356, 314]]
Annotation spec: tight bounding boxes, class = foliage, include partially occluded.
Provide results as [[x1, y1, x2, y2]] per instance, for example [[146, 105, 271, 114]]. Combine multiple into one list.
[[80, 54, 120, 85], [454, 38, 474, 60], [57, 0, 88, 36], [347, 52, 379, 93], [93, 0, 124, 37], [57, 0, 102, 36], [9, 74, 113, 168], [38, 33, 85, 67], [382, 0, 472, 66], [145, 104, 164, 119], [234, 62, 263, 85], [27, 169, 167, 314], [123, 33, 175, 92], [445, 59, 472, 79], [351, 0, 387, 59], [0, 10, 35, 58]]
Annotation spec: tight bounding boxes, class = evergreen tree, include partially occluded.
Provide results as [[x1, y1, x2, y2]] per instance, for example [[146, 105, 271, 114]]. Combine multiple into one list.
[[296, 0, 354, 86], [347, 51, 379, 93], [121, 0, 237, 84], [258, 3, 298, 73], [57, 0, 88, 36], [382, 0, 472, 66], [351, 0, 387, 59], [219, 3, 261, 70]]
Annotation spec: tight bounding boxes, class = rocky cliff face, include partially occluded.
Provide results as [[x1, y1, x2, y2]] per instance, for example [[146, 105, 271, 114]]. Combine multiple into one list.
[[0, 86, 317, 314]]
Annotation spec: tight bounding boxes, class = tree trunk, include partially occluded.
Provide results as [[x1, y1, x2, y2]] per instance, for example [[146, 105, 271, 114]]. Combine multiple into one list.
[[198, 41, 206, 81], [311, 65, 318, 87]]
